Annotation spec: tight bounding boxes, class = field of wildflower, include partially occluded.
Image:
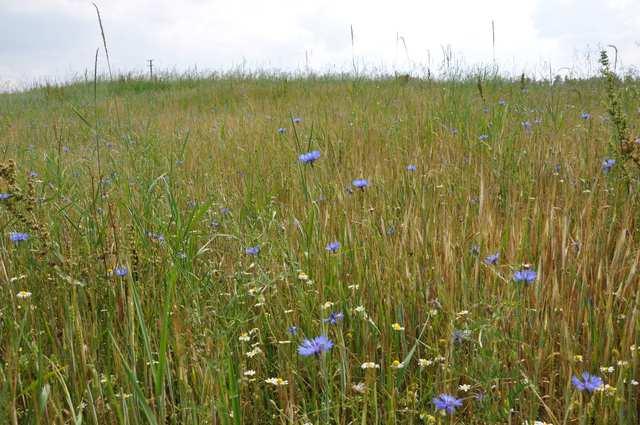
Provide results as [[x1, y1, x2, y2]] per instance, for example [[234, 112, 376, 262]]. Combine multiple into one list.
[[1, 66, 640, 424]]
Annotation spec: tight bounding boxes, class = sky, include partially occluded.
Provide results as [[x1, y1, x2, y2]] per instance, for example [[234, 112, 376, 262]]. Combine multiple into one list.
[[1, 0, 639, 90]]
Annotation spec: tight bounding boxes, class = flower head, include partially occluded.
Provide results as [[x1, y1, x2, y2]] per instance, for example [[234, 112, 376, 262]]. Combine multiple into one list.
[[391, 322, 405, 331], [16, 290, 32, 299], [297, 335, 333, 357], [479, 134, 489, 142], [498, 98, 507, 106], [323, 311, 344, 325], [287, 326, 298, 336], [452, 329, 471, 344], [0, 193, 12, 200], [245, 246, 260, 256], [265, 377, 288, 386], [406, 164, 417, 171], [277, 127, 286, 134], [147, 232, 165, 243], [9, 232, 29, 243], [602, 158, 616, 173], [513, 268, 537, 284], [580, 112, 592, 120], [114, 266, 128, 277], [292, 117, 302, 124], [325, 240, 340, 253], [352, 179, 369, 189], [572, 372, 603, 393], [298, 150, 321, 164], [483, 252, 500, 265], [432, 393, 463, 415]]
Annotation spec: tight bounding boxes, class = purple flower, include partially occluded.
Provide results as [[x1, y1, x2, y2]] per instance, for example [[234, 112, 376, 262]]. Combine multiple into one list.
[[406, 164, 417, 171], [479, 134, 489, 142], [581, 112, 592, 120], [498, 98, 506, 106], [452, 329, 471, 344], [602, 158, 616, 173], [323, 311, 344, 325], [220, 207, 231, 215], [352, 179, 368, 189], [245, 246, 260, 256], [298, 150, 321, 164], [9, 232, 29, 243], [484, 252, 500, 265], [297, 335, 333, 356], [28, 171, 38, 178], [325, 241, 340, 253], [522, 120, 532, 131], [432, 394, 463, 415], [147, 232, 165, 243], [572, 372, 603, 393], [62, 146, 70, 153], [114, 266, 128, 277], [513, 268, 537, 284], [0, 193, 12, 200], [277, 127, 286, 134], [287, 326, 298, 336], [292, 117, 302, 124]]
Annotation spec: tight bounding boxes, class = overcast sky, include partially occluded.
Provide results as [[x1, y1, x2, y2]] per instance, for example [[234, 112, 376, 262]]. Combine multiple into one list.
[[1, 0, 639, 90]]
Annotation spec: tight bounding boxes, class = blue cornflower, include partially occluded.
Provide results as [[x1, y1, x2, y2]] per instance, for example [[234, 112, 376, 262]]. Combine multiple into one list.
[[62, 146, 70, 153], [572, 372, 603, 393], [287, 326, 298, 336], [482, 106, 489, 113], [292, 117, 302, 124], [470, 244, 480, 256], [297, 335, 333, 356], [277, 127, 286, 134], [323, 311, 344, 325], [432, 394, 463, 415], [452, 329, 471, 344], [406, 164, 417, 171], [602, 158, 616, 173], [479, 134, 489, 142], [147, 232, 165, 243], [522, 120, 532, 131], [498, 98, 507, 106], [483, 252, 500, 265], [352, 179, 368, 189], [245, 246, 260, 256], [0, 193, 12, 200], [298, 150, 321, 164], [325, 241, 340, 253], [513, 268, 537, 284], [220, 207, 231, 215], [29, 171, 38, 178], [9, 232, 29, 243], [114, 266, 128, 277], [581, 112, 591, 120]]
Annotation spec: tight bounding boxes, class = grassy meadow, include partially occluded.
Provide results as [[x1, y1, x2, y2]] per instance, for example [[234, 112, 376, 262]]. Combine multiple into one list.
[[1, 72, 640, 424]]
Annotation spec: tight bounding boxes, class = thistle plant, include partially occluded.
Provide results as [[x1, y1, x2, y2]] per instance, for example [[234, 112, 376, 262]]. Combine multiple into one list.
[[599, 50, 640, 170]]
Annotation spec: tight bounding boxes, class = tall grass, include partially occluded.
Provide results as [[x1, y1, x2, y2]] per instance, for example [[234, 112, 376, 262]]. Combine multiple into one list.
[[0, 73, 639, 424]]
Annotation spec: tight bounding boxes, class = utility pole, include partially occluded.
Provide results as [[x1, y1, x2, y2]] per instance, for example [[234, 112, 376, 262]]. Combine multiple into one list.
[[147, 59, 154, 80]]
